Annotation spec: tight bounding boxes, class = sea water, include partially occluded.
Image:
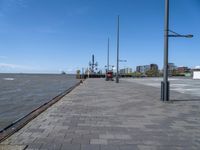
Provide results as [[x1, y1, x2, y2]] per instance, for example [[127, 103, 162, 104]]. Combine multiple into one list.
[[0, 73, 79, 130]]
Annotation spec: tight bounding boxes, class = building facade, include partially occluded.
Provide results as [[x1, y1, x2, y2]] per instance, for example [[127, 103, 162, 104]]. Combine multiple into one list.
[[136, 65, 150, 73], [120, 68, 132, 75], [193, 66, 200, 79], [168, 63, 177, 76], [177, 67, 191, 74], [136, 64, 158, 74], [150, 64, 158, 71]]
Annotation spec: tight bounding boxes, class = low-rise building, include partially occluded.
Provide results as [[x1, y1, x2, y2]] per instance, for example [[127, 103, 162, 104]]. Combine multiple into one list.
[[120, 68, 132, 75], [193, 66, 200, 79], [168, 63, 177, 76], [150, 64, 159, 71], [136, 64, 158, 74], [177, 66, 191, 74], [136, 65, 150, 73]]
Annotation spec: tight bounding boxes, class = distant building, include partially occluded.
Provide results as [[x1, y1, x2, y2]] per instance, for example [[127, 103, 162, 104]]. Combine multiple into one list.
[[177, 67, 191, 74], [168, 63, 177, 76], [136, 65, 150, 73], [193, 66, 200, 79], [120, 68, 132, 75], [150, 64, 159, 71], [136, 64, 158, 74], [136, 66, 142, 73]]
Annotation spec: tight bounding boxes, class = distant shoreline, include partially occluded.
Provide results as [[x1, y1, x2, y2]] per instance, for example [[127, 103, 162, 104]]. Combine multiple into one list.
[[0, 73, 76, 75]]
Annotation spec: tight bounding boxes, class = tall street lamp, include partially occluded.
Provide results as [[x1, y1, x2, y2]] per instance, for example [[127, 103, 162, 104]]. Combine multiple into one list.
[[82, 68, 84, 79], [105, 38, 110, 81], [161, 0, 193, 101], [116, 15, 120, 83], [107, 38, 110, 71]]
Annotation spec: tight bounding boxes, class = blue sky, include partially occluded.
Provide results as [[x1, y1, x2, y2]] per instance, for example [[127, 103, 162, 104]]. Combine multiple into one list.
[[0, 0, 199, 73]]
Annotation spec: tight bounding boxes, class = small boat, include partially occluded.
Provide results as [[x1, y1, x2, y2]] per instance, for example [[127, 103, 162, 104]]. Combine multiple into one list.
[[61, 71, 66, 75]]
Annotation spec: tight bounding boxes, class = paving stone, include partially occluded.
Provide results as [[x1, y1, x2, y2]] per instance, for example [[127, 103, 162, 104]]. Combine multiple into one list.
[[40, 143, 62, 150], [32, 137, 54, 144], [81, 133, 99, 139], [81, 144, 100, 150], [60, 144, 80, 150], [26, 143, 43, 149], [27, 128, 45, 133], [1, 79, 200, 149], [53, 137, 72, 144], [90, 139, 108, 145], [100, 145, 120, 150], [71, 138, 90, 144], [119, 145, 139, 150], [137, 145, 157, 150], [0, 144, 27, 150]]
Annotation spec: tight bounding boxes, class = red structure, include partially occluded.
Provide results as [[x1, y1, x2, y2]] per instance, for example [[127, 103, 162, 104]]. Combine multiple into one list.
[[106, 71, 114, 81]]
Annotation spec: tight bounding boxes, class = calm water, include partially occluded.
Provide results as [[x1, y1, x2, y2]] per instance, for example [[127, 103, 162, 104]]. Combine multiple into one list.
[[0, 73, 79, 130]]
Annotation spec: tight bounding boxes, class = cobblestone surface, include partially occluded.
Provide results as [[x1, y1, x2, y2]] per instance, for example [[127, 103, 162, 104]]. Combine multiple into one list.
[[1, 78, 200, 149]]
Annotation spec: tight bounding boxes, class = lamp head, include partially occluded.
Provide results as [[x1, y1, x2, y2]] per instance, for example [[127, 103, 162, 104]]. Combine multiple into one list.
[[185, 34, 193, 38]]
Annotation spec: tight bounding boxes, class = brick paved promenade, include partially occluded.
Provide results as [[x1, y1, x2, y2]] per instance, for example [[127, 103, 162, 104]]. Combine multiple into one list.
[[1, 78, 200, 150]]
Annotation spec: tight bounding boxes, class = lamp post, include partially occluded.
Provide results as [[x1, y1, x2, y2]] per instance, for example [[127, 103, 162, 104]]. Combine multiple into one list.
[[161, 0, 170, 101], [82, 68, 84, 79], [116, 15, 120, 83], [105, 38, 110, 81], [161, 0, 193, 101], [107, 38, 110, 72]]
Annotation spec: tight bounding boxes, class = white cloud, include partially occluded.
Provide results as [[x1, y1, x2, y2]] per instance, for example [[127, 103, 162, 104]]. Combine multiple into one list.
[[0, 62, 37, 73], [0, 63, 29, 69]]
